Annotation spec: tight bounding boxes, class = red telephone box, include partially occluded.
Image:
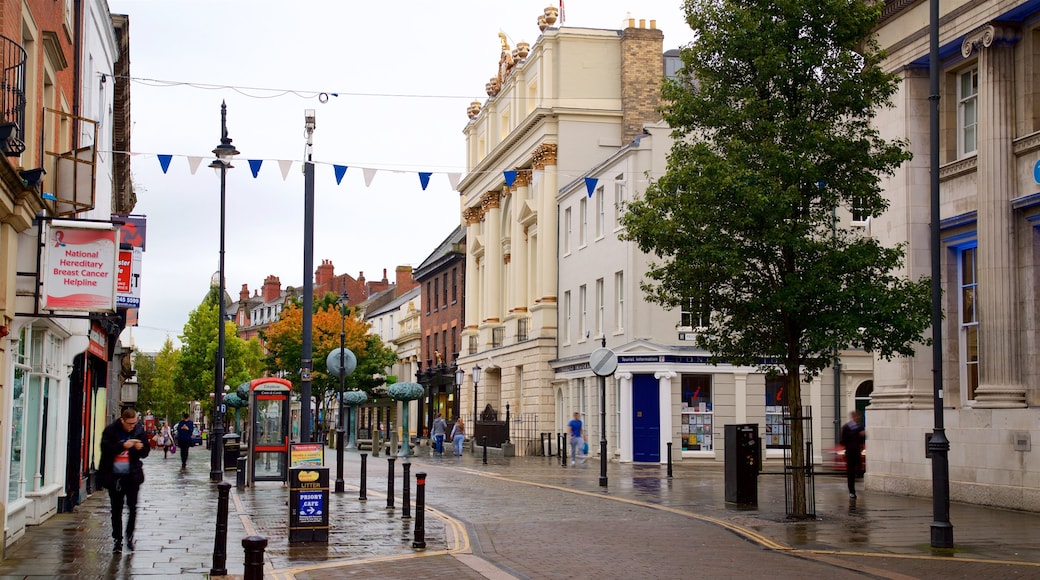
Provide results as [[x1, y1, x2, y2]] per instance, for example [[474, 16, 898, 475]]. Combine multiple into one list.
[[247, 378, 292, 485]]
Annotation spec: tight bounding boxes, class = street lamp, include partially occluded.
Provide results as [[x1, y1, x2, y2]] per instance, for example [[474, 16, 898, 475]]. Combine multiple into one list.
[[300, 109, 317, 443], [336, 290, 348, 493], [454, 364, 464, 421], [472, 364, 482, 424], [208, 100, 238, 483]]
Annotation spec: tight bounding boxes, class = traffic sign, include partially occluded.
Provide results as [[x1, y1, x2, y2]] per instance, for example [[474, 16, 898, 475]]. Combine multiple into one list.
[[589, 348, 618, 377], [326, 348, 357, 378]]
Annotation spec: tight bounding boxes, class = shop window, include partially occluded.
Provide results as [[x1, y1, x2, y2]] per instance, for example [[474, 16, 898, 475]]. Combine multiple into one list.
[[958, 244, 978, 401], [681, 374, 713, 451], [8, 366, 26, 501], [765, 376, 790, 449]]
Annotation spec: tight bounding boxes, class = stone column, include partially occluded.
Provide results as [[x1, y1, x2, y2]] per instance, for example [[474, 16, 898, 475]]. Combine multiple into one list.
[[655, 371, 677, 464], [482, 191, 502, 325], [462, 207, 483, 341], [616, 372, 633, 462], [512, 171, 531, 311], [962, 24, 1026, 408], [534, 144, 558, 306]]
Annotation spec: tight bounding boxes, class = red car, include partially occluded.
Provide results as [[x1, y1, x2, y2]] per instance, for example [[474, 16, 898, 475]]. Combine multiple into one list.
[[826, 444, 866, 475]]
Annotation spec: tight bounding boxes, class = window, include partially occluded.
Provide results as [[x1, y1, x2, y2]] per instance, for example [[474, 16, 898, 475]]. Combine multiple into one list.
[[959, 244, 979, 401], [595, 278, 604, 337], [563, 290, 572, 343], [433, 278, 440, 310], [958, 68, 978, 157], [579, 284, 587, 340], [680, 296, 710, 329], [564, 207, 572, 254], [595, 187, 605, 238], [681, 374, 713, 451], [614, 174, 626, 229], [579, 197, 588, 246], [614, 271, 625, 331], [451, 267, 458, 303], [765, 376, 790, 449], [426, 282, 432, 314], [851, 196, 868, 224], [443, 272, 448, 306], [388, 314, 394, 340]]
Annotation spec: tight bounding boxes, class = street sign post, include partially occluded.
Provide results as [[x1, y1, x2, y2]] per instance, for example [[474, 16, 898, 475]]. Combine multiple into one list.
[[589, 347, 617, 487]]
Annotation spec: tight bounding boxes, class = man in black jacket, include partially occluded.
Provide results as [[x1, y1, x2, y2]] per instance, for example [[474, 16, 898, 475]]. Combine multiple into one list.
[[840, 410, 865, 499], [98, 408, 150, 552]]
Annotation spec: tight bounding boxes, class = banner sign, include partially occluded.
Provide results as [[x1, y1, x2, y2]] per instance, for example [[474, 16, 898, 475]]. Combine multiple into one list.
[[41, 220, 119, 312], [116, 247, 142, 308], [290, 443, 324, 467]]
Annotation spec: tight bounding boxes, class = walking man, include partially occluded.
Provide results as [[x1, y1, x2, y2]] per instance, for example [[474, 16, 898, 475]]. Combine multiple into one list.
[[98, 408, 150, 552], [840, 410, 866, 498], [568, 412, 585, 465], [430, 413, 447, 455], [175, 413, 195, 468]]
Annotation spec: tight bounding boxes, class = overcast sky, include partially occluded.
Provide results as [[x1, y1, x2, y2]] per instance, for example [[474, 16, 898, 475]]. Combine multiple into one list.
[[107, 0, 696, 353]]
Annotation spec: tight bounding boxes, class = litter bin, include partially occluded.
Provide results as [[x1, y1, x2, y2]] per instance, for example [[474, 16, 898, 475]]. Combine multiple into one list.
[[224, 433, 241, 471]]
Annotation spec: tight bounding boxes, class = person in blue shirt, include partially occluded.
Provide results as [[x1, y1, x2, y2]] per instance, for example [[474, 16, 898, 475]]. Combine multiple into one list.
[[175, 413, 195, 468], [568, 412, 585, 465]]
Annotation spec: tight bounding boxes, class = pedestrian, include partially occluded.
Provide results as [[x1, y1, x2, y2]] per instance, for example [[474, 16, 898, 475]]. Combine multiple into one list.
[[160, 421, 173, 459], [450, 418, 465, 456], [430, 413, 447, 455], [568, 412, 586, 465], [175, 413, 195, 468], [840, 410, 866, 499], [98, 408, 150, 552]]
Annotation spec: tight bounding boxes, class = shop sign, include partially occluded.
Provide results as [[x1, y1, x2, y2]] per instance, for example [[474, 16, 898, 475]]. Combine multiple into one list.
[[41, 220, 119, 312]]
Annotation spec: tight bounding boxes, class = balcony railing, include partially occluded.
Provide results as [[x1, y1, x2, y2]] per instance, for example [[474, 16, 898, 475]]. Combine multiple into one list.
[[0, 34, 26, 156]]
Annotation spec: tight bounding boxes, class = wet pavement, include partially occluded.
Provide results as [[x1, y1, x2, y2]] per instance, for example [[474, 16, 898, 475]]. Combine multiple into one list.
[[0, 443, 1038, 578]]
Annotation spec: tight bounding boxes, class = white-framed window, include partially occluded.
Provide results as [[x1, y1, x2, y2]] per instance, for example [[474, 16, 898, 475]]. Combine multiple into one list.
[[563, 207, 572, 254], [579, 197, 588, 246], [681, 374, 713, 451], [614, 271, 624, 331], [613, 174, 626, 229], [579, 284, 587, 340], [595, 187, 605, 238], [958, 67, 978, 157], [595, 278, 604, 337], [563, 290, 572, 344], [765, 376, 790, 449], [680, 296, 710, 329], [958, 243, 979, 401]]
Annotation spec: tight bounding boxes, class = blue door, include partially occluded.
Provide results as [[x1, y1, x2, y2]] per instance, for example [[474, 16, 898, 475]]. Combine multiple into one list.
[[632, 374, 660, 462]]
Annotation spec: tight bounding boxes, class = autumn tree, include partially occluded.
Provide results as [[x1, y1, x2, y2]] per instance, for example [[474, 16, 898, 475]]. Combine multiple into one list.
[[263, 295, 397, 432], [621, 0, 930, 517]]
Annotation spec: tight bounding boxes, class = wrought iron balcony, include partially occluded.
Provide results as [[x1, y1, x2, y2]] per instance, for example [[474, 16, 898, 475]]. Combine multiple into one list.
[[0, 34, 26, 157]]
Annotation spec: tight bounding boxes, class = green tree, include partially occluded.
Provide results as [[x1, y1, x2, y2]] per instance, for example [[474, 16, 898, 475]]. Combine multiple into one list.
[[621, 0, 930, 517], [136, 338, 183, 422]]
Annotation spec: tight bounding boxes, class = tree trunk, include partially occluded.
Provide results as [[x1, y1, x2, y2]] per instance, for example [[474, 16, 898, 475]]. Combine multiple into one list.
[[787, 371, 807, 517]]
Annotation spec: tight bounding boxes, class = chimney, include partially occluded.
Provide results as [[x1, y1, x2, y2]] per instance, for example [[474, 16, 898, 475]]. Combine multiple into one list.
[[396, 265, 417, 292], [315, 259, 335, 288], [262, 275, 282, 302], [239, 284, 250, 301], [620, 17, 665, 143]]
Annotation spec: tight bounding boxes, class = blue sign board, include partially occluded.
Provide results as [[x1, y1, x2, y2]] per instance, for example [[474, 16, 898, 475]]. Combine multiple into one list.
[[297, 491, 324, 523], [1034, 159, 1040, 184]]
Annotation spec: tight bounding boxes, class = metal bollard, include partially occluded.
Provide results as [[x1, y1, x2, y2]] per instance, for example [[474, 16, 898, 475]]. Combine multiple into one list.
[[359, 452, 368, 501], [412, 472, 427, 549], [236, 456, 246, 488], [242, 535, 268, 580], [386, 457, 396, 509], [211, 482, 231, 576], [402, 461, 411, 519], [667, 441, 673, 478], [482, 436, 488, 465], [561, 433, 568, 468]]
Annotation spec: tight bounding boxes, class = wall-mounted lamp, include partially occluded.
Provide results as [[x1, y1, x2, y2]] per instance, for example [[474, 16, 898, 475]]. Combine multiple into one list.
[[19, 167, 46, 192]]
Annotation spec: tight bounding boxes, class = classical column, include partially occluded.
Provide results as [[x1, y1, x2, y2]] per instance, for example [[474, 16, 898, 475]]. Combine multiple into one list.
[[512, 170, 531, 311], [534, 144, 559, 304], [655, 370, 677, 464], [462, 207, 482, 338], [616, 372, 633, 462], [962, 24, 1026, 408], [482, 191, 503, 324]]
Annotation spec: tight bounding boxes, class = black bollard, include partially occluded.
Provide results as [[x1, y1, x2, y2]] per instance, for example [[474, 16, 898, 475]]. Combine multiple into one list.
[[359, 452, 368, 501], [561, 433, 568, 468], [402, 461, 411, 519], [667, 441, 673, 478], [482, 436, 488, 465], [242, 535, 267, 580], [386, 457, 396, 509], [211, 481, 231, 576], [412, 471, 427, 549]]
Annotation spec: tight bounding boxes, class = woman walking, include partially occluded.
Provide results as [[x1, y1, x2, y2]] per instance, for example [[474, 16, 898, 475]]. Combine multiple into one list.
[[450, 418, 465, 456], [160, 422, 173, 459]]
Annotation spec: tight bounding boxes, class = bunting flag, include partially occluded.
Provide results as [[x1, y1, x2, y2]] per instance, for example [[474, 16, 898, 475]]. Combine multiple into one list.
[[363, 167, 377, 187], [418, 172, 432, 191], [334, 165, 348, 185], [503, 170, 517, 187], [584, 177, 598, 197], [157, 154, 173, 174], [278, 159, 293, 181], [187, 156, 204, 175], [248, 159, 263, 178], [447, 172, 462, 191]]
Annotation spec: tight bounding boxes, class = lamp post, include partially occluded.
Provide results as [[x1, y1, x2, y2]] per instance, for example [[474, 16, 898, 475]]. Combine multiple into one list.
[[336, 291, 348, 493], [300, 109, 316, 443], [471, 364, 481, 425], [209, 101, 238, 483], [454, 365, 464, 422]]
